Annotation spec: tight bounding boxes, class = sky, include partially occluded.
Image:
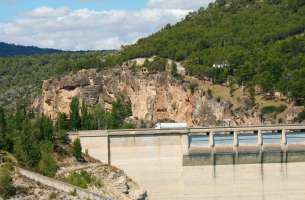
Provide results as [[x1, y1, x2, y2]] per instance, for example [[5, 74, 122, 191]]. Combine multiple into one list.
[[0, 0, 212, 50]]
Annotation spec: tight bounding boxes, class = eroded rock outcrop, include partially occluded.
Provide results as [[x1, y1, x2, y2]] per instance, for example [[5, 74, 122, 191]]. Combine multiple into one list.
[[34, 60, 300, 127]]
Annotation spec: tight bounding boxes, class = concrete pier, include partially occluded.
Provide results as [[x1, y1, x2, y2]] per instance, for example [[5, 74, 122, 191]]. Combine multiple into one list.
[[209, 132, 215, 147], [233, 131, 239, 147], [257, 130, 263, 146], [281, 129, 287, 145]]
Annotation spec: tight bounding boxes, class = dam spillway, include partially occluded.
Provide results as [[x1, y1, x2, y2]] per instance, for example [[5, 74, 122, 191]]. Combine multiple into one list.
[[185, 132, 305, 166], [69, 124, 305, 200]]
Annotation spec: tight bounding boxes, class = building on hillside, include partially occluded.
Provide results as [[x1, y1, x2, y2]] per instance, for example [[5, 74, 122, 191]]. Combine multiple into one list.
[[212, 62, 230, 69]]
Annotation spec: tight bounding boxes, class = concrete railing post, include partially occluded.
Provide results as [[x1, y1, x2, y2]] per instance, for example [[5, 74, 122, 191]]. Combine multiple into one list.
[[209, 131, 215, 147], [257, 130, 263, 146], [281, 129, 287, 146], [233, 131, 239, 147], [107, 133, 111, 165]]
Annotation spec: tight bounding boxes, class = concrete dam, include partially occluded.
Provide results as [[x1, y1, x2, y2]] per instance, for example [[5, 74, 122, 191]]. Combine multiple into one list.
[[69, 124, 305, 200]]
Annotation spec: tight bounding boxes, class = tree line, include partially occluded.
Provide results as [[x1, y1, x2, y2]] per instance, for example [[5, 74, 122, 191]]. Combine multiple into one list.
[[0, 51, 115, 110], [0, 97, 134, 179], [117, 0, 305, 103]]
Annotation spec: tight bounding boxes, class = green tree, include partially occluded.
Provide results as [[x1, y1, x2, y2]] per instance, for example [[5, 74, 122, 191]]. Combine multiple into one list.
[[0, 164, 16, 199], [14, 101, 26, 131], [254, 71, 274, 93], [56, 113, 69, 131], [35, 115, 54, 141], [81, 99, 90, 130], [13, 122, 41, 168], [0, 107, 8, 150], [111, 100, 132, 129], [248, 86, 256, 108], [38, 152, 58, 177], [72, 138, 82, 161], [70, 97, 81, 130], [92, 105, 109, 130], [288, 69, 305, 101]]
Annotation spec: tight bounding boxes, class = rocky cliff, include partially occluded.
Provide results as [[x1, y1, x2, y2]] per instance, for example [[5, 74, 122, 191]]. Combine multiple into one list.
[[34, 59, 301, 127]]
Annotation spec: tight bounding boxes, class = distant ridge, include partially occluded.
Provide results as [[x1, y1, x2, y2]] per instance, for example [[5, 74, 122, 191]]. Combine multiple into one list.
[[0, 42, 62, 57]]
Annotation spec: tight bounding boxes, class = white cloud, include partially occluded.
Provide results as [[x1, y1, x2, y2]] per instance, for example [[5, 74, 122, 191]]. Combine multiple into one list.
[[0, 1, 213, 50], [147, 0, 211, 9], [25, 6, 70, 18]]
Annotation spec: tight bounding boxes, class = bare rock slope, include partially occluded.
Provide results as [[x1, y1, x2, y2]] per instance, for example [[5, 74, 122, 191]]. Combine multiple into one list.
[[34, 59, 301, 127]]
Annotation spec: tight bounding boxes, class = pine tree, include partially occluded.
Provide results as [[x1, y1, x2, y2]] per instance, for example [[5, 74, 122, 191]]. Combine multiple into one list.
[[56, 113, 69, 131], [35, 115, 54, 141], [15, 101, 26, 131], [0, 107, 7, 150], [70, 97, 81, 130], [81, 99, 90, 130]]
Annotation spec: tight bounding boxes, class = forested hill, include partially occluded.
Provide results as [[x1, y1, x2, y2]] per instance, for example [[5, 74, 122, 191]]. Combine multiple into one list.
[[120, 0, 305, 100], [0, 42, 62, 57], [0, 51, 114, 109]]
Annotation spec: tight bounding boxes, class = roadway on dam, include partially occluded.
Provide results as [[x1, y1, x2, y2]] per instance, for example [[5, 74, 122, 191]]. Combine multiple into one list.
[[76, 126, 305, 200]]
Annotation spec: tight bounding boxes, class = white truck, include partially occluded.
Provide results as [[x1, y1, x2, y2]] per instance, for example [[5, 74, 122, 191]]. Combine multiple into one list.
[[154, 123, 188, 129]]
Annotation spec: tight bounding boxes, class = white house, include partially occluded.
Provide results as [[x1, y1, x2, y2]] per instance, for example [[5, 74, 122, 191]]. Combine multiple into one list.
[[212, 63, 229, 69]]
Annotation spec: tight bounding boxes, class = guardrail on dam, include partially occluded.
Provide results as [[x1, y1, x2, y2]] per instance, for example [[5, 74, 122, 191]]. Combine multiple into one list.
[[68, 124, 305, 165]]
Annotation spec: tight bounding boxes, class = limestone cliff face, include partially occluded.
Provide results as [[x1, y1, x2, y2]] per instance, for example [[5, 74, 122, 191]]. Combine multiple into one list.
[[34, 67, 249, 127], [35, 63, 299, 127]]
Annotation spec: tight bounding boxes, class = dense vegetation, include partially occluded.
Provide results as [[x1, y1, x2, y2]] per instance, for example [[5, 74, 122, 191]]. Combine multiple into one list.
[[0, 51, 115, 109], [119, 0, 305, 102], [0, 42, 61, 57], [0, 103, 61, 177], [0, 97, 133, 178], [69, 97, 134, 131], [0, 0, 304, 123], [1, 0, 305, 111]]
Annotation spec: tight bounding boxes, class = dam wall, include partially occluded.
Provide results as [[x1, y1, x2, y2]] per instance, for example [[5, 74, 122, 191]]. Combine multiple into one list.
[[69, 125, 305, 166], [77, 133, 187, 166], [69, 125, 305, 200]]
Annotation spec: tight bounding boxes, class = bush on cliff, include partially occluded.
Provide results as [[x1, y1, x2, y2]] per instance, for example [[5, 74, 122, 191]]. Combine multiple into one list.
[[65, 170, 96, 189]]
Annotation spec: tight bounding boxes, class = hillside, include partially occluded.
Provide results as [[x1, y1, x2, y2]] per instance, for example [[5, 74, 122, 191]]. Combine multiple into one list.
[[0, 51, 115, 109], [35, 61, 302, 127], [120, 0, 305, 101], [0, 42, 62, 57], [1, 0, 305, 114]]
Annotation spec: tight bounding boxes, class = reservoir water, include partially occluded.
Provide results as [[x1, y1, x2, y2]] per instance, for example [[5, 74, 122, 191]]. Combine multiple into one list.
[[82, 132, 305, 200]]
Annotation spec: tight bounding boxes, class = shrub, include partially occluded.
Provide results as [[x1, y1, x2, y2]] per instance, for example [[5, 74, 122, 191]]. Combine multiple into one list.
[[261, 105, 287, 115], [207, 89, 213, 99], [121, 123, 136, 129], [72, 138, 82, 162], [189, 83, 198, 94], [145, 57, 167, 72], [49, 192, 58, 200], [296, 110, 305, 122], [0, 164, 16, 199], [65, 170, 95, 189], [38, 152, 58, 177]]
